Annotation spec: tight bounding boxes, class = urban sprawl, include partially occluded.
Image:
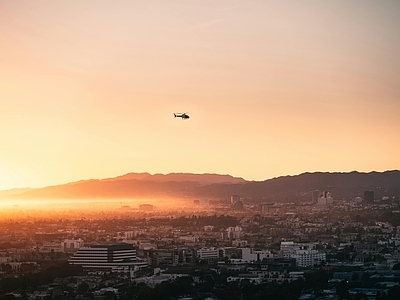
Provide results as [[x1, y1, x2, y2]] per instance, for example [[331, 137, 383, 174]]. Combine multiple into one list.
[[1, 190, 400, 299]]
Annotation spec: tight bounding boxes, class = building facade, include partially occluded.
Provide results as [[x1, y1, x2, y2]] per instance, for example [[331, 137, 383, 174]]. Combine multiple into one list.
[[197, 247, 220, 262], [61, 239, 84, 253], [68, 244, 147, 270]]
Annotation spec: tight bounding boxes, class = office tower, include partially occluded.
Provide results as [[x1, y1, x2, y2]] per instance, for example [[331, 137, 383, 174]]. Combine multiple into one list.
[[364, 190, 374, 203], [312, 190, 320, 203], [230, 195, 240, 205], [68, 244, 147, 270]]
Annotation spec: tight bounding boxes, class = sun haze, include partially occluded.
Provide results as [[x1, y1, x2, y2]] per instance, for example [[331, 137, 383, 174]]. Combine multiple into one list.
[[0, 0, 399, 190]]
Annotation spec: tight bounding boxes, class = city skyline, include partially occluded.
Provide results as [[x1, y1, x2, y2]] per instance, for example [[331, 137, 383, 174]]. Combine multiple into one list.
[[1, 0, 400, 190]]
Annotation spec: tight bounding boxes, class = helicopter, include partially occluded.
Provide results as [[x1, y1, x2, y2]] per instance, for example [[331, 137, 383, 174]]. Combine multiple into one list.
[[174, 113, 190, 119]]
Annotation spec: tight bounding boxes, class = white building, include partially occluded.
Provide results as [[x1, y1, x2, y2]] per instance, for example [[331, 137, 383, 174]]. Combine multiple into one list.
[[294, 249, 326, 267], [204, 225, 214, 231], [221, 226, 243, 240], [197, 247, 220, 262], [138, 243, 157, 250], [124, 231, 135, 239], [68, 244, 147, 270], [279, 241, 325, 267]]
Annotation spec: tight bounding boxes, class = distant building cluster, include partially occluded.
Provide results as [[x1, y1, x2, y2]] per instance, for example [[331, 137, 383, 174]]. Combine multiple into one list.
[[193, 199, 210, 206], [278, 241, 325, 267], [139, 204, 154, 211], [311, 189, 383, 205], [1, 179, 400, 299], [315, 191, 334, 210], [258, 202, 285, 214], [221, 226, 242, 240], [230, 195, 244, 211]]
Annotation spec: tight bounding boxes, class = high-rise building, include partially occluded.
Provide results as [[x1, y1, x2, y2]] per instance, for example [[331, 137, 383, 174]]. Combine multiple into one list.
[[321, 191, 332, 200], [393, 188, 399, 204], [233, 199, 244, 211], [230, 195, 240, 205], [230, 195, 244, 211], [311, 190, 320, 203], [364, 190, 374, 203], [68, 244, 147, 270], [316, 191, 333, 209]]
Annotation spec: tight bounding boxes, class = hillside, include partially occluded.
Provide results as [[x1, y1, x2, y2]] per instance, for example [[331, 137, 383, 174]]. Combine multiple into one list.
[[1, 171, 399, 201]]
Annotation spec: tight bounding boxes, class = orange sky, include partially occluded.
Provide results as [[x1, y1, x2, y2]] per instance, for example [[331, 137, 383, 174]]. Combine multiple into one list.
[[1, 0, 399, 190]]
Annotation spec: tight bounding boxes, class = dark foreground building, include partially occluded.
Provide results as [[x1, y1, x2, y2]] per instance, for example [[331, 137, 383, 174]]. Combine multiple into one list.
[[68, 244, 147, 271], [364, 190, 374, 203]]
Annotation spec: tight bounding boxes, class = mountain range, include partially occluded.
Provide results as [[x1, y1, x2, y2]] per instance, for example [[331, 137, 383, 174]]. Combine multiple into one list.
[[1, 171, 399, 202]]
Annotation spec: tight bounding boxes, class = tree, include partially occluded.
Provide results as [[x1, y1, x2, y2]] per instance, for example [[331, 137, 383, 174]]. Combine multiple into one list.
[[0, 295, 16, 300], [103, 291, 117, 300], [77, 282, 89, 295], [352, 272, 360, 282], [354, 292, 368, 300], [1, 265, 12, 274], [84, 292, 95, 300], [392, 262, 400, 270], [387, 285, 400, 300], [362, 272, 370, 285], [336, 280, 349, 299], [304, 269, 330, 290]]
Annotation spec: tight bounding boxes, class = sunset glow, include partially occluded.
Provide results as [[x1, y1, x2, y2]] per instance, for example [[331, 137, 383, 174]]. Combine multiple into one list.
[[1, 0, 399, 190]]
